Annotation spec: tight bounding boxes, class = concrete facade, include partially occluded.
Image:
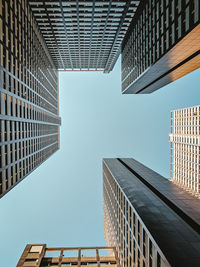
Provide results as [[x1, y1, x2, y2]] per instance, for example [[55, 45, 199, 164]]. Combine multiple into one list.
[[17, 244, 120, 267], [169, 105, 200, 197]]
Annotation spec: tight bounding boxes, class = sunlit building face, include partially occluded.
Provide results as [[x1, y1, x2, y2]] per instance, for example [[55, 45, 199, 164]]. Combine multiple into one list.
[[169, 105, 200, 197], [17, 244, 120, 267], [122, 0, 200, 94]]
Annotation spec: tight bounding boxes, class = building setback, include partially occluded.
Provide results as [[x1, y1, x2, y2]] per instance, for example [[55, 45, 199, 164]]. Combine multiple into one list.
[[17, 244, 120, 267], [0, 0, 61, 198], [103, 158, 200, 267], [122, 0, 200, 94], [28, 0, 141, 73], [169, 105, 200, 197]]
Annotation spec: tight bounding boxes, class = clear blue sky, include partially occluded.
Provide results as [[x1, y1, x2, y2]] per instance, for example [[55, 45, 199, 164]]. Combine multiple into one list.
[[0, 58, 200, 266]]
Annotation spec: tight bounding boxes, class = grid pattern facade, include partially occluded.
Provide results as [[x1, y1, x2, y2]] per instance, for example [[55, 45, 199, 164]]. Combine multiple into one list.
[[17, 244, 120, 267], [103, 161, 168, 267], [0, 0, 61, 198], [169, 106, 200, 197], [28, 0, 141, 73], [122, 0, 200, 93]]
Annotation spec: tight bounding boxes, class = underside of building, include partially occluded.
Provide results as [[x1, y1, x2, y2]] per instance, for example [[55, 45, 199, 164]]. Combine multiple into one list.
[[122, 0, 200, 94], [29, 0, 141, 72]]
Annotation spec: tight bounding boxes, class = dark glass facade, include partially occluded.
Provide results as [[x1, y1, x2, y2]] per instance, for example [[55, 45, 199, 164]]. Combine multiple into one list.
[[103, 158, 200, 267], [0, 0, 61, 198], [28, 0, 141, 72], [122, 0, 200, 94]]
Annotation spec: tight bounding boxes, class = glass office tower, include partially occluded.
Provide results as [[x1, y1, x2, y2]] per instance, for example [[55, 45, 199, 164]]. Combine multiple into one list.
[[103, 158, 200, 267], [17, 244, 120, 267], [122, 0, 200, 94], [0, 0, 61, 198], [169, 105, 200, 197], [28, 0, 141, 72]]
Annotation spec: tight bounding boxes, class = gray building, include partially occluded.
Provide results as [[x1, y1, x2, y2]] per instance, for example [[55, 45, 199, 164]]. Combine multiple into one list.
[[0, 0, 61, 198], [103, 158, 200, 267], [28, 0, 141, 73], [122, 0, 200, 94]]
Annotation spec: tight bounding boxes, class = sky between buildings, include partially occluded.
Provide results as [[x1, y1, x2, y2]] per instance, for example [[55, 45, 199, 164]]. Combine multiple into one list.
[[0, 58, 200, 266]]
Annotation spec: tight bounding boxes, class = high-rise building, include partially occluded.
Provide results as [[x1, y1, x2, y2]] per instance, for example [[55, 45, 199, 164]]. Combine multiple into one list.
[[17, 244, 120, 267], [103, 158, 200, 267], [169, 105, 200, 197], [0, 0, 143, 197], [122, 0, 200, 94], [0, 0, 61, 198], [28, 0, 141, 73]]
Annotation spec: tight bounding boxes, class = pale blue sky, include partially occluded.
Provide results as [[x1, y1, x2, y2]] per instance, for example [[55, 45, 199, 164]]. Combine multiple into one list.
[[0, 58, 200, 266]]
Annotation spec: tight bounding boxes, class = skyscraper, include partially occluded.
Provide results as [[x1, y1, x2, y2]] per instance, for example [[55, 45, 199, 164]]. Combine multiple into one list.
[[0, 0, 61, 198], [0, 0, 142, 197], [122, 0, 200, 94], [103, 158, 200, 267], [17, 244, 120, 267], [28, 0, 141, 73], [169, 105, 200, 197]]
